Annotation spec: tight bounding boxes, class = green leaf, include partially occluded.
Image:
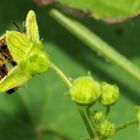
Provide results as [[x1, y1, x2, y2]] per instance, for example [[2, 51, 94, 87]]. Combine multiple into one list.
[[6, 31, 33, 63], [26, 10, 40, 42], [0, 66, 31, 92], [59, 0, 140, 23]]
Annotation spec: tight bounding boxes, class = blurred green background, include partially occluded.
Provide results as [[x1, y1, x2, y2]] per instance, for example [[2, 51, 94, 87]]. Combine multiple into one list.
[[0, 0, 140, 140]]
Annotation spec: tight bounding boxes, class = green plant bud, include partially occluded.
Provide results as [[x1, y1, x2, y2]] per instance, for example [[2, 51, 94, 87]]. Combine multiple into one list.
[[26, 48, 50, 75], [0, 10, 50, 92], [136, 106, 140, 124], [92, 111, 105, 123], [70, 76, 101, 105], [99, 82, 119, 106], [98, 120, 116, 137]]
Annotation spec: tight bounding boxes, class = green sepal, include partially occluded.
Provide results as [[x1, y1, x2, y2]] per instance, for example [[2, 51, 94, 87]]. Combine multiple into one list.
[[0, 66, 31, 92], [6, 31, 33, 63], [26, 10, 40, 43]]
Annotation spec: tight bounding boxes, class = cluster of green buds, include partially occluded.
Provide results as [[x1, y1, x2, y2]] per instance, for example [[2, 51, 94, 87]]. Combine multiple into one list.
[[69, 75, 119, 138], [91, 110, 116, 138], [0, 10, 50, 92], [69, 75, 119, 106]]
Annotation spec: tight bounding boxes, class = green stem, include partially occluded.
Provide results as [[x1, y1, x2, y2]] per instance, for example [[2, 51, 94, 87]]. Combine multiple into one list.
[[50, 63, 72, 88], [50, 62, 95, 138], [116, 120, 138, 132], [86, 108, 98, 129], [49, 8, 140, 84], [105, 106, 111, 117], [78, 106, 95, 138]]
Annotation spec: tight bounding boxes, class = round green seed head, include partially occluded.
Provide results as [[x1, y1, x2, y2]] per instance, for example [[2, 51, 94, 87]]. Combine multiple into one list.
[[98, 120, 116, 137], [70, 76, 101, 105], [99, 82, 119, 106]]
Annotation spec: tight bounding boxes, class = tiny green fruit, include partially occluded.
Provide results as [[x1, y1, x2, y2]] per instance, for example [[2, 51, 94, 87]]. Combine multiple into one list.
[[99, 82, 119, 106], [98, 120, 116, 137], [70, 76, 101, 105], [92, 111, 105, 123]]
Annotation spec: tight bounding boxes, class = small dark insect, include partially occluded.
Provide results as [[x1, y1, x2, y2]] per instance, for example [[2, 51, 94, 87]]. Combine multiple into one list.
[[0, 34, 17, 94], [0, 64, 8, 80]]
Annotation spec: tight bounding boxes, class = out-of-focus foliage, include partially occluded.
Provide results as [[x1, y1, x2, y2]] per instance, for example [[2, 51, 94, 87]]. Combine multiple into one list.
[[0, 0, 140, 140], [60, 0, 140, 23]]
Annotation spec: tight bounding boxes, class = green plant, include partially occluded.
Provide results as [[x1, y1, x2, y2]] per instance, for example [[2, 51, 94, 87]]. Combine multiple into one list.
[[1, 10, 140, 140]]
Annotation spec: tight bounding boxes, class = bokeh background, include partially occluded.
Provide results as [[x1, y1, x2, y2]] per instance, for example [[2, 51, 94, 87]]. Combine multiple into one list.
[[0, 0, 140, 140]]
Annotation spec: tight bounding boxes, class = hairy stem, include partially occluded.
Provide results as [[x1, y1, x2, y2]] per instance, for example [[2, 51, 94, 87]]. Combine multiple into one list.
[[50, 62, 95, 138], [116, 120, 138, 132], [49, 8, 140, 84], [50, 63, 72, 88]]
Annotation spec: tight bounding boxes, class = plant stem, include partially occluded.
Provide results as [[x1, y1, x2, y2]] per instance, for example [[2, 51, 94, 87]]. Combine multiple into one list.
[[49, 8, 140, 84], [116, 120, 138, 132], [50, 62, 95, 138], [50, 63, 72, 88], [86, 108, 98, 129], [105, 106, 110, 117], [78, 106, 95, 138]]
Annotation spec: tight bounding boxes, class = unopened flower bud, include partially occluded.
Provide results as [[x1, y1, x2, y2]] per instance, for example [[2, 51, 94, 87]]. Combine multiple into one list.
[[98, 120, 116, 137], [92, 111, 105, 123], [99, 82, 119, 106], [70, 76, 101, 105]]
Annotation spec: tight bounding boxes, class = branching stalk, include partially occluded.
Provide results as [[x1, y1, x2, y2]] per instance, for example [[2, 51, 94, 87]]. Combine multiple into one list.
[[50, 62, 96, 138], [116, 120, 138, 132], [78, 106, 95, 138]]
